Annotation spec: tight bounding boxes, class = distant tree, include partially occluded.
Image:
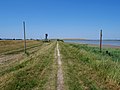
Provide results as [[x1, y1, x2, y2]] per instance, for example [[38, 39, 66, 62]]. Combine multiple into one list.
[[57, 39, 64, 42]]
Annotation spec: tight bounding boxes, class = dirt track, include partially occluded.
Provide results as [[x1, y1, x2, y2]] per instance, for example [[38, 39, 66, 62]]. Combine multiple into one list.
[[57, 42, 64, 90]]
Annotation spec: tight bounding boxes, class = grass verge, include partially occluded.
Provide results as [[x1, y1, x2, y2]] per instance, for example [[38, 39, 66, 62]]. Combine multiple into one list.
[[59, 42, 120, 90]]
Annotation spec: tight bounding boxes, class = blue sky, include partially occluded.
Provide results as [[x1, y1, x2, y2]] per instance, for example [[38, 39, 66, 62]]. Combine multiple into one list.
[[0, 0, 120, 39]]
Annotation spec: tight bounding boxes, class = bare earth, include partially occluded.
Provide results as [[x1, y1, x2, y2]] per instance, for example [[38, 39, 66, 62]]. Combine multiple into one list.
[[57, 42, 64, 90]]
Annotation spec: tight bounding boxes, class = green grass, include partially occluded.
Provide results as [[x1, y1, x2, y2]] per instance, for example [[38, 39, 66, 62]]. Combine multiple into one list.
[[59, 42, 120, 90], [70, 43, 120, 62]]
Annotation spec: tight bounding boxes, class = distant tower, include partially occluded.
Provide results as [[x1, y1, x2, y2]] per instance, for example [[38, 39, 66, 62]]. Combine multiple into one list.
[[45, 34, 48, 40]]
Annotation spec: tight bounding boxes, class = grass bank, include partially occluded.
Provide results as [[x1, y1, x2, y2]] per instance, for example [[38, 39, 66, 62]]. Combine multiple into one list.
[[59, 42, 120, 90]]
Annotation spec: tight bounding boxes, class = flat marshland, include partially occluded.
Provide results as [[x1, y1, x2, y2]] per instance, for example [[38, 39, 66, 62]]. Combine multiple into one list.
[[0, 40, 120, 90]]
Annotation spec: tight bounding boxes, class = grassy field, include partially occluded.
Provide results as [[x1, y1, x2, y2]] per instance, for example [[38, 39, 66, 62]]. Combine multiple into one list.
[[59, 42, 120, 90], [0, 40, 41, 55], [0, 40, 57, 90], [0, 40, 120, 90]]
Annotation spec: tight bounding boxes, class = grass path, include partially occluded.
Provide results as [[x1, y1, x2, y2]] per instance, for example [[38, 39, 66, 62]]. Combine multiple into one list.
[[56, 42, 64, 90]]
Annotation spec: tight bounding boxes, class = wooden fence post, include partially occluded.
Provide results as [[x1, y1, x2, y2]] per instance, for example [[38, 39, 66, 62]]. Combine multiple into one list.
[[23, 21, 26, 53], [100, 30, 102, 52]]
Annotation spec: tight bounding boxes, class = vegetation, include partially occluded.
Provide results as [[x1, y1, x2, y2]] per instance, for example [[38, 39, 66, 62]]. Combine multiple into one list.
[[0, 40, 120, 90], [59, 42, 120, 90], [0, 40, 41, 55], [0, 41, 57, 90]]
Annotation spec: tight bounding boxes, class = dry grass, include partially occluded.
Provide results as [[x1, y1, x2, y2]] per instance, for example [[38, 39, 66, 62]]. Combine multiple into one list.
[[0, 42, 57, 90], [0, 40, 41, 54]]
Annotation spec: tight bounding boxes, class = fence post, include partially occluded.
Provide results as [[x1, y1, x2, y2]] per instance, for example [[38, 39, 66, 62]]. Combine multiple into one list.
[[100, 30, 102, 52], [23, 21, 26, 53]]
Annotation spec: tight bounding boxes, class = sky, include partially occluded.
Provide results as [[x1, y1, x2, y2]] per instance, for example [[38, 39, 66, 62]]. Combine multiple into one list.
[[0, 0, 120, 39]]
